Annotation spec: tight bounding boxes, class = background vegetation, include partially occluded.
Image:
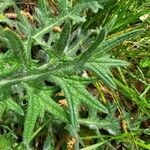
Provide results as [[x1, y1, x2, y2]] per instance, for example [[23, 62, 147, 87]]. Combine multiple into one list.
[[0, 0, 149, 149]]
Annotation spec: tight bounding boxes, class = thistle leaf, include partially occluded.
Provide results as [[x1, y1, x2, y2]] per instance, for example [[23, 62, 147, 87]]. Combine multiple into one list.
[[85, 1, 103, 13], [23, 91, 40, 145], [23, 84, 69, 144], [76, 27, 107, 66], [79, 104, 120, 135], [39, 91, 69, 122], [85, 56, 128, 88], [6, 98, 24, 116], [49, 75, 108, 127], [94, 29, 144, 56], [13, 4, 32, 35], [38, 0, 50, 17], [33, 1, 103, 39], [3, 30, 27, 64], [54, 20, 71, 58]]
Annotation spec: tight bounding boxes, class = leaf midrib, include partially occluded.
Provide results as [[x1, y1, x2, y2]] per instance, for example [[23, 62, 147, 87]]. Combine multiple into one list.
[[0, 61, 75, 87]]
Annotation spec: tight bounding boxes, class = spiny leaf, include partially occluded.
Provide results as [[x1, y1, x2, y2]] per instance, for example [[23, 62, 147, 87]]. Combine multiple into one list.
[[54, 20, 71, 58], [6, 98, 24, 116], [13, 3, 32, 35], [33, 1, 103, 39], [84, 55, 128, 88], [76, 27, 107, 66], [39, 91, 69, 122], [49, 75, 108, 128], [3, 29, 27, 64], [84, 1, 103, 13], [85, 63, 116, 88], [65, 27, 87, 56], [79, 118, 119, 135], [49, 75, 108, 127], [49, 75, 78, 127], [23, 83, 69, 144], [23, 90, 40, 145], [0, 62, 75, 87], [57, 0, 68, 16], [0, 56, 20, 78], [69, 1, 103, 22], [94, 29, 144, 56], [88, 55, 129, 66], [38, 0, 50, 17], [79, 104, 120, 135]]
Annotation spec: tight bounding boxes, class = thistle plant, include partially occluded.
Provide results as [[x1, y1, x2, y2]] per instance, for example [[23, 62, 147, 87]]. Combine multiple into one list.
[[0, 0, 144, 149]]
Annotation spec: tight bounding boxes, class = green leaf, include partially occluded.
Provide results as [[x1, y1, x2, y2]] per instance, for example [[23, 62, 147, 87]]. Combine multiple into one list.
[[85, 56, 128, 88], [13, 3, 32, 35], [33, 1, 103, 39], [69, 1, 103, 22], [23, 83, 69, 145], [23, 90, 40, 145], [86, 63, 116, 88], [0, 0, 13, 13], [49, 75, 108, 127], [39, 91, 69, 123], [94, 29, 144, 56], [105, 15, 118, 33], [38, 0, 50, 17], [89, 55, 129, 66], [6, 98, 24, 116], [79, 104, 120, 135], [77, 0, 104, 13], [57, 0, 68, 16], [0, 52, 21, 78], [3, 29, 27, 64], [54, 20, 71, 58], [76, 28, 107, 66]]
